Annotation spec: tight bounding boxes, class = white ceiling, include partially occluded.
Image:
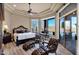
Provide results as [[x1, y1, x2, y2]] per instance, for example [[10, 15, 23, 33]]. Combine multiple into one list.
[[10, 3, 51, 13], [4, 3, 64, 18]]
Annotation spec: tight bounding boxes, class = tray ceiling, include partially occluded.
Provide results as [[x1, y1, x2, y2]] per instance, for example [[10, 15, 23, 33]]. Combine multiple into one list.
[[4, 3, 64, 18]]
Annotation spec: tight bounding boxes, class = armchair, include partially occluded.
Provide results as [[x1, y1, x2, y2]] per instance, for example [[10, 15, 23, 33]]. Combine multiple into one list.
[[40, 38, 58, 55]]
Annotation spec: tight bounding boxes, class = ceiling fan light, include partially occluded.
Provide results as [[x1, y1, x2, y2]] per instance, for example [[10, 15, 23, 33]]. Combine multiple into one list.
[[29, 13, 33, 15]]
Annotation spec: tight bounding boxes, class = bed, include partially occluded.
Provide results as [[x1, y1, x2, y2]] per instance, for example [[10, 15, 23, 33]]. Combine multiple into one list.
[[13, 25, 36, 46]]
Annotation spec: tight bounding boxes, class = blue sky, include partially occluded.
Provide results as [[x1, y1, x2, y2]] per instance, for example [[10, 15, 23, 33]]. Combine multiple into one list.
[[48, 18, 55, 27]]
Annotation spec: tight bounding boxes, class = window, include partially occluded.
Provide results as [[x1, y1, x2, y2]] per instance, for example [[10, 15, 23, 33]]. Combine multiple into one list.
[[31, 19, 39, 32], [48, 18, 55, 32], [47, 18, 55, 36]]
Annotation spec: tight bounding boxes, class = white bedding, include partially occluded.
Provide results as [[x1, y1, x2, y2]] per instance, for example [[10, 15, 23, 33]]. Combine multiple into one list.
[[14, 32, 36, 42]]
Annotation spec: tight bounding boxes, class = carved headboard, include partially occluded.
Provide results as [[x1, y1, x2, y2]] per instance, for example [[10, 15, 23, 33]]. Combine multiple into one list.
[[13, 25, 28, 33]]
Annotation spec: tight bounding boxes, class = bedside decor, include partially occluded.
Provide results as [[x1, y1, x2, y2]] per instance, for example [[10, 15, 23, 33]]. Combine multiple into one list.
[[3, 32, 12, 44]]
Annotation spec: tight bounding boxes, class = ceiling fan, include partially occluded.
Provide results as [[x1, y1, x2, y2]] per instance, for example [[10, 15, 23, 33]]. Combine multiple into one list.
[[27, 3, 37, 15]]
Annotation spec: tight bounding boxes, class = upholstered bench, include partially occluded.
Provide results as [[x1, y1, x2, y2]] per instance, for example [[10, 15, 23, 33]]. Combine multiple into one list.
[[31, 48, 48, 55], [23, 41, 35, 51]]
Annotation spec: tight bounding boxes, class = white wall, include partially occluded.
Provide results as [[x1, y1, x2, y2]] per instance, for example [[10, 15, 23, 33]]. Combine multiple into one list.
[[10, 14, 31, 32], [3, 9, 12, 32], [3, 9, 31, 33], [77, 3, 79, 55]]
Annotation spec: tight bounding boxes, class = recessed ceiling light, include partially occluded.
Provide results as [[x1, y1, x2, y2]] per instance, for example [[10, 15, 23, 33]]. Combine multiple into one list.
[[13, 4, 16, 7]]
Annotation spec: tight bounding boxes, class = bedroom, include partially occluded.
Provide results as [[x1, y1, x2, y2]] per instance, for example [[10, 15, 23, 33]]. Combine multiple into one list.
[[0, 3, 78, 55]]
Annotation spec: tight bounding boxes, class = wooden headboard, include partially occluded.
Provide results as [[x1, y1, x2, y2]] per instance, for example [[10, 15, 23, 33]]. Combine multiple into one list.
[[13, 25, 28, 33]]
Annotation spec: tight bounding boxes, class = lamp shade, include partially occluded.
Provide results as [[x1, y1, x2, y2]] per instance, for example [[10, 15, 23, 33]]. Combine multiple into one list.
[[4, 25, 8, 30]]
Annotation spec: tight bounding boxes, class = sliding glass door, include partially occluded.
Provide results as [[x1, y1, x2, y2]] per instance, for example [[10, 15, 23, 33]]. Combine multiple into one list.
[[59, 18, 65, 46], [59, 12, 77, 54], [71, 16, 77, 54], [65, 18, 72, 53], [65, 13, 77, 54]]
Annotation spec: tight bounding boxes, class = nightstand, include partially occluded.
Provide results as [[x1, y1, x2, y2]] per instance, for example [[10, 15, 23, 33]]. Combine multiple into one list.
[[3, 32, 12, 44]]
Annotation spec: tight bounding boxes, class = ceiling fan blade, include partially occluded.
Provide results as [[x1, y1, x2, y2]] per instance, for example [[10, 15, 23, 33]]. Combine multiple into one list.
[[31, 12, 38, 14]]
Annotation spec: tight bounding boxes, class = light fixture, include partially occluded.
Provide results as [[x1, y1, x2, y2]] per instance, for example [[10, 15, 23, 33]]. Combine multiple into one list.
[[29, 13, 33, 16], [27, 3, 37, 15], [4, 25, 8, 30]]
